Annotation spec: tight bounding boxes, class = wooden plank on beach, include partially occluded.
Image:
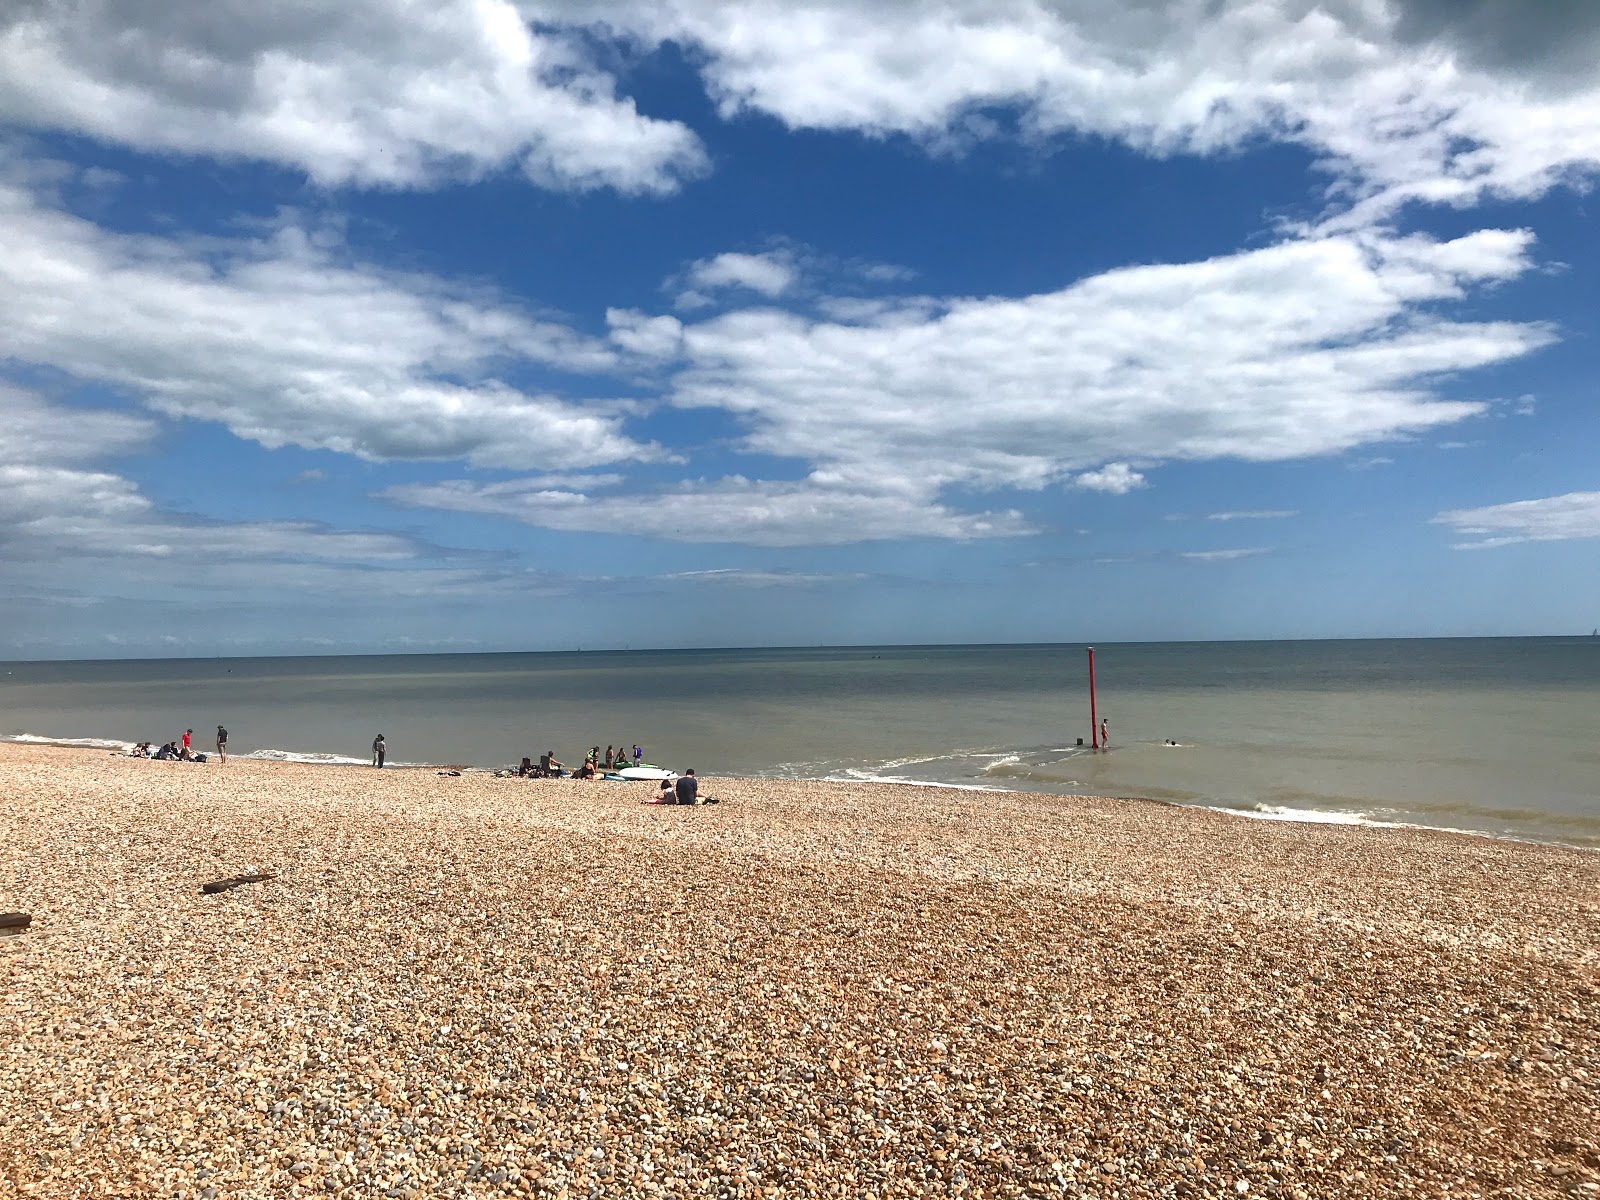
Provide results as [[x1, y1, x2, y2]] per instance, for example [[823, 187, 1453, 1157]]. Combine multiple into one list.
[[0, 912, 31, 931], [200, 873, 278, 895]]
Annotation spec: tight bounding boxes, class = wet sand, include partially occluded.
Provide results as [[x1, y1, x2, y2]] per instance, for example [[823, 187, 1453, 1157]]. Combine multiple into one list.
[[1, 741, 1597, 1198]]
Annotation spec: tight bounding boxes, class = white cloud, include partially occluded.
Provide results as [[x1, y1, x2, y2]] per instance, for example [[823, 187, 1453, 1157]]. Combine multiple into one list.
[[0, 0, 706, 193], [606, 308, 685, 360], [7, 1, 1599, 221], [391, 225, 1554, 546], [384, 475, 1033, 546], [658, 567, 867, 588], [677, 251, 798, 305], [1208, 510, 1298, 521], [1182, 547, 1270, 562], [0, 381, 156, 464], [567, 0, 1600, 223], [1073, 463, 1145, 494], [0, 173, 659, 471], [0, 388, 419, 565], [1434, 492, 1600, 549], [666, 229, 1550, 496]]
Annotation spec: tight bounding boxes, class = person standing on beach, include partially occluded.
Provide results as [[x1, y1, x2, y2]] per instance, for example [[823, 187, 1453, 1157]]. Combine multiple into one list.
[[181, 728, 192, 759], [372, 734, 386, 768], [633, 744, 642, 766], [216, 725, 228, 764]]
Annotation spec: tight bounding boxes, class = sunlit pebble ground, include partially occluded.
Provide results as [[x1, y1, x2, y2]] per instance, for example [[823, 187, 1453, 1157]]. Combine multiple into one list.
[[1, 742, 1597, 1200]]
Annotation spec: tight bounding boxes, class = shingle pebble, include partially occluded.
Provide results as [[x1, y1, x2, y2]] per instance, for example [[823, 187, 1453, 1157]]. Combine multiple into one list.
[[1, 741, 1597, 1198]]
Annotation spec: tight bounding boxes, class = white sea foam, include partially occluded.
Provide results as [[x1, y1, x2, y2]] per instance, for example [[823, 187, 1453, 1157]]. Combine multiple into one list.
[[1224, 803, 1391, 827], [5, 733, 133, 751], [238, 748, 431, 768], [830, 769, 1007, 792], [1204, 802, 1593, 851], [981, 754, 1023, 772]]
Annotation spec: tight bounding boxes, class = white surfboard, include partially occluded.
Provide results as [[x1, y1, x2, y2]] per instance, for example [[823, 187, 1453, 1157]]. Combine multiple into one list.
[[610, 766, 676, 781]]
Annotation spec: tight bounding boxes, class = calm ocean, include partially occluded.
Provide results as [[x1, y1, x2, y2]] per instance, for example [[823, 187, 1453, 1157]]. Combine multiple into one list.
[[4, 639, 1597, 848]]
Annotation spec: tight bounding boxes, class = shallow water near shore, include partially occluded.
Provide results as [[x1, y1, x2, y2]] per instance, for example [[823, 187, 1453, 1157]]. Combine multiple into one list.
[[3, 637, 1598, 846]]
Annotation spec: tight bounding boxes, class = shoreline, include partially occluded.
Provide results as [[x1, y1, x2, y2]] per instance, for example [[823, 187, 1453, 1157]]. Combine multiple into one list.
[[8, 733, 1596, 855], [4, 740, 1598, 1197]]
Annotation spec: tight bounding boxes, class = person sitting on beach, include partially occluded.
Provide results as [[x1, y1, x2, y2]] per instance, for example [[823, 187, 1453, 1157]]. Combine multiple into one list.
[[519, 756, 533, 777], [539, 751, 563, 777], [574, 760, 597, 780], [674, 768, 698, 806], [646, 779, 675, 804]]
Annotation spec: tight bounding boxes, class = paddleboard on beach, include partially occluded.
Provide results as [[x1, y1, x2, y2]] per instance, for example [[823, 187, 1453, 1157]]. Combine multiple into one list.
[[610, 766, 676, 781]]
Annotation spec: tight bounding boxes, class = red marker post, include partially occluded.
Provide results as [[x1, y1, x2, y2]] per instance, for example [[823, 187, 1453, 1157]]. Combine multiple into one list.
[[1088, 645, 1098, 750]]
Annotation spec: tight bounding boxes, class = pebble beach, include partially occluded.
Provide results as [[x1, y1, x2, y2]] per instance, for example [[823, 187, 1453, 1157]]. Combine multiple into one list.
[[2, 741, 1597, 1199]]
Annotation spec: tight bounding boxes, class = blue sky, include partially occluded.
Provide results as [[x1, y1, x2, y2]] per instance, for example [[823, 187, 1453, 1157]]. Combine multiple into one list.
[[2, 0, 1599, 657]]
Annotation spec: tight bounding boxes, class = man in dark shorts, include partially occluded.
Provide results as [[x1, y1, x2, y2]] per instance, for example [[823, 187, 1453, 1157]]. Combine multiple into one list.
[[216, 725, 228, 764], [373, 734, 386, 768], [674, 768, 698, 806]]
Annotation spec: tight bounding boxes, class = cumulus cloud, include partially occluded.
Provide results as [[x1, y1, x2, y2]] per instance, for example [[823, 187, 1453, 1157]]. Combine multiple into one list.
[[684, 251, 797, 298], [666, 228, 1551, 498], [606, 309, 685, 360], [0, 174, 660, 471], [1388, 0, 1600, 87], [384, 475, 1033, 546], [1073, 463, 1145, 494], [1434, 492, 1600, 549], [6, 1, 1600, 220], [390, 225, 1555, 546], [0, 0, 706, 193], [562, 0, 1600, 223]]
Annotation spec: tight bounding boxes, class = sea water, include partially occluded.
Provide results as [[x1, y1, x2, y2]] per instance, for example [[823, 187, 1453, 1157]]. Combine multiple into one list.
[[3, 639, 1597, 847]]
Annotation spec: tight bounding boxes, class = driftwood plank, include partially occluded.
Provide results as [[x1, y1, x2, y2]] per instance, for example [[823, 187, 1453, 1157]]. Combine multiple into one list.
[[0, 912, 31, 931], [200, 872, 279, 895]]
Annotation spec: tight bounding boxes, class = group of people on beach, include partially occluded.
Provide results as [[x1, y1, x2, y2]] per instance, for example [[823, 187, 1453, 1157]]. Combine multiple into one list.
[[127, 725, 228, 764], [518, 743, 643, 779], [646, 770, 713, 805]]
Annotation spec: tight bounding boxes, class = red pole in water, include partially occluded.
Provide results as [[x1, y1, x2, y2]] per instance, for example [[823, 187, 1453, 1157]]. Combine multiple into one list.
[[1087, 646, 1098, 749]]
